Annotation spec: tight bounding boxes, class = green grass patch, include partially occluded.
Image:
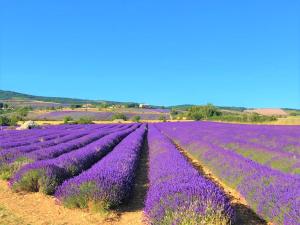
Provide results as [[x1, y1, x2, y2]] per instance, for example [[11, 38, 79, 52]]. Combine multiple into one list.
[[62, 181, 111, 214], [0, 157, 33, 180]]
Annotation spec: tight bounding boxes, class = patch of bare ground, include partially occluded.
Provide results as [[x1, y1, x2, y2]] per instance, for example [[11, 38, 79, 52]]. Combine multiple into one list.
[[0, 139, 148, 225], [244, 108, 288, 116], [172, 142, 273, 225], [0, 180, 110, 225], [0, 137, 149, 225]]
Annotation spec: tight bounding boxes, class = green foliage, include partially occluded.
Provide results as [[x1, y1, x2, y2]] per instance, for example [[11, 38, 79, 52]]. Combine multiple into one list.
[[12, 168, 66, 195], [75, 117, 94, 124], [17, 107, 30, 117], [0, 90, 94, 105], [0, 157, 33, 180], [131, 115, 141, 122], [209, 113, 277, 123], [125, 103, 139, 108], [70, 104, 82, 110], [0, 116, 11, 126], [63, 182, 98, 209], [289, 112, 299, 116], [0, 115, 20, 126], [111, 113, 127, 121], [100, 102, 110, 108], [159, 115, 167, 122], [187, 104, 222, 120], [63, 116, 73, 124]]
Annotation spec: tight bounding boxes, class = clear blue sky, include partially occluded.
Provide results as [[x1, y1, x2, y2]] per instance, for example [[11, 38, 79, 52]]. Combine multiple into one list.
[[1, 1, 299, 108]]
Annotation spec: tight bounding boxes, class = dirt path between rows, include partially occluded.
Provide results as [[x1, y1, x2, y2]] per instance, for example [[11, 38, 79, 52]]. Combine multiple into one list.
[[173, 142, 273, 225], [109, 136, 149, 225], [0, 139, 149, 225], [0, 131, 273, 225]]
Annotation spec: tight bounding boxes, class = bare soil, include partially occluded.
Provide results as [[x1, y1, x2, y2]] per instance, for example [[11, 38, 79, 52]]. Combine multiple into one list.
[[244, 108, 288, 116], [173, 142, 273, 225], [0, 139, 149, 225], [0, 132, 274, 225]]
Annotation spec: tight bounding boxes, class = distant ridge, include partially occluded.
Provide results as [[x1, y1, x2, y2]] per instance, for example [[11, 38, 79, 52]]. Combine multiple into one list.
[[1, 90, 299, 112], [0, 90, 137, 105]]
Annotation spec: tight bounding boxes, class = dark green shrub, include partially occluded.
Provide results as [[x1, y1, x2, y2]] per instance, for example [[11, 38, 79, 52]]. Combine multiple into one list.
[[63, 116, 73, 124], [75, 117, 94, 124], [111, 114, 127, 121], [131, 115, 141, 122], [0, 116, 11, 126], [187, 104, 222, 120], [159, 115, 167, 122], [70, 104, 82, 110]]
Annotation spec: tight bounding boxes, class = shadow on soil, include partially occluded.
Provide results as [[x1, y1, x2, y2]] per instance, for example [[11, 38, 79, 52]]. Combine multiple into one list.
[[119, 136, 149, 212], [171, 140, 268, 225], [105, 134, 149, 223], [232, 203, 268, 225]]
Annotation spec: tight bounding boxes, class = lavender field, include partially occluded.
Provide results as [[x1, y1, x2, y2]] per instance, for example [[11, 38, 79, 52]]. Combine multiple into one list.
[[0, 122, 299, 225], [27, 109, 171, 121]]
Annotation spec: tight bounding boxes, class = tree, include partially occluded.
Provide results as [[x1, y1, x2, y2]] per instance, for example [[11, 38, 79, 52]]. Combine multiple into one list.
[[70, 104, 82, 110], [63, 116, 73, 124], [131, 115, 141, 122], [111, 113, 127, 121], [0, 116, 11, 126], [158, 115, 167, 122], [75, 117, 93, 124], [17, 107, 30, 117], [187, 104, 221, 120]]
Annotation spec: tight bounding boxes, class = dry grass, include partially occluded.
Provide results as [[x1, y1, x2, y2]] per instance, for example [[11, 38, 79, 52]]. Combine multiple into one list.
[[268, 116, 300, 125], [244, 108, 288, 116], [0, 180, 144, 225], [174, 144, 273, 225]]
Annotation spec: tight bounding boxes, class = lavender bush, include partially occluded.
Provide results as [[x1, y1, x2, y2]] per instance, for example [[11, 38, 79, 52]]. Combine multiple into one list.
[[0, 125, 128, 180], [55, 124, 146, 210], [144, 125, 234, 225], [10, 124, 139, 194], [156, 121, 300, 225]]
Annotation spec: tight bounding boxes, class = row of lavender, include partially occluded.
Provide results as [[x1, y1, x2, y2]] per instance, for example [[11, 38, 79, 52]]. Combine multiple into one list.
[[0, 124, 128, 180], [28, 110, 171, 121], [56, 124, 147, 209], [144, 125, 234, 224], [1, 122, 237, 224], [9, 124, 139, 194], [156, 122, 300, 225]]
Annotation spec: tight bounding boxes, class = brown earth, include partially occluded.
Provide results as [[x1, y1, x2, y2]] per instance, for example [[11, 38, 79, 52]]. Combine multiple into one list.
[[173, 142, 273, 225], [0, 133, 274, 225], [0, 141, 149, 225]]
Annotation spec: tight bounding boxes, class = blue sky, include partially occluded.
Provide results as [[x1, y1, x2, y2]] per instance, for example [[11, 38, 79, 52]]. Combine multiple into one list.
[[0, 1, 299, 108]]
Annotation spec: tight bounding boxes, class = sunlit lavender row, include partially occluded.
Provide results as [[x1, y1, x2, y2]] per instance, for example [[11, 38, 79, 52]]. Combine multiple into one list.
[[144, 125, 234, 225], [1, 121, 299, 224], [156, 121, 300, 225]]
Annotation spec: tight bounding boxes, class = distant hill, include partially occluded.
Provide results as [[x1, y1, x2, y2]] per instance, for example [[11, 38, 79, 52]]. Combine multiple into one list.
[[0, 90, 139, 106], [1, 90, 299, 113], [0, 90, 99, 104]]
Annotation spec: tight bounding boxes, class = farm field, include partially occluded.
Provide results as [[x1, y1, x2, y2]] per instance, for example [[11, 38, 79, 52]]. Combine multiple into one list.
[[0, 122, 299, 225], [26, 108, 171, 121]]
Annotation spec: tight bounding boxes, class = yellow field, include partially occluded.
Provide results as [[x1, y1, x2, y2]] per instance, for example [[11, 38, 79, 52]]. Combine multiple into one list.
[[267, 116, 300, 125]]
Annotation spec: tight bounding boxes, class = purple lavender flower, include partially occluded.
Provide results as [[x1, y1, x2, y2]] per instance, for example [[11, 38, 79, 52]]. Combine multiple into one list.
[[55, 124, 146, 210], [156, 121, 300, 225], [144, 124, 234, 225], [10, 124, 140, 194]]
